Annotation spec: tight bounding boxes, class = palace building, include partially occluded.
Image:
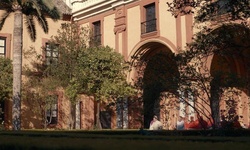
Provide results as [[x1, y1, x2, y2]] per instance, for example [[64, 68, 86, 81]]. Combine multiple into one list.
[[1, 0, 249, 130]]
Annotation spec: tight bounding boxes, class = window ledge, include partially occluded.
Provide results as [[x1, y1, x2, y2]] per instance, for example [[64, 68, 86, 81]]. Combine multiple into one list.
[[141, 30, 158, 39]]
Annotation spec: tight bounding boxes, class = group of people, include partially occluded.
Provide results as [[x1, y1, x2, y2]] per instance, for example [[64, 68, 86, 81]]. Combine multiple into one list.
[[149, 114, 247, 130], [220, 115, 245, 129], [176, 115, 212, 130], [176, 115, 245, 130]]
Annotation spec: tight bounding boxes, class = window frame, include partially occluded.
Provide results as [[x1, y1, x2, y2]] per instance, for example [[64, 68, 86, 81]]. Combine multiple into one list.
[[0, 34, 11, 58], [45, 42, 59, 65], [0, 37, 6, 57], [140, 0, 159, 39], [91, 20, 102, 46], [46, 95, 58, 125], [141, 3, 157, 34]]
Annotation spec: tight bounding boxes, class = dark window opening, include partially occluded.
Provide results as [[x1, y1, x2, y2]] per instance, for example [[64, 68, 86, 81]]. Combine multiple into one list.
[[141, 3, 156, 34], [91, 21, 101, 46]]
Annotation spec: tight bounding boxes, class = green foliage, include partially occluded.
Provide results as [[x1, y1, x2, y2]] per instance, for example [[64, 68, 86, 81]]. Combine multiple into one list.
[[0, 57, 12, 101], [23, 23, 135, 129], [77, 46, 135, 102], [23, 47, 62, 128], [167, 0, 250, 23], [44, 23, 91, 103], [0, 0, 62, 131], [1, 130, 250, 149], [144, 1, 250, 129]]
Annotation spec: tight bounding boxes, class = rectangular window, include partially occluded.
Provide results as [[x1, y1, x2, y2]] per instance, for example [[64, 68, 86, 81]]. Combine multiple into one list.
[[45, 43, 59, 65], [46, 95, 58, 125], [91, 21, 101, 46], [0, 37, 6, 57], [141, 3, 156, 34], [116, 98, 128, 129]]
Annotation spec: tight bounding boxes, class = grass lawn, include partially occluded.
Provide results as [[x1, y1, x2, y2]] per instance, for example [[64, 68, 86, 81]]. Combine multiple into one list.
[[0, 130, 250, 150]]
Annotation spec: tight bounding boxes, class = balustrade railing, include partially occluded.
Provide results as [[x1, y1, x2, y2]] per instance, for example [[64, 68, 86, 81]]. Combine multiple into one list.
[[141, 18, 157, 34]]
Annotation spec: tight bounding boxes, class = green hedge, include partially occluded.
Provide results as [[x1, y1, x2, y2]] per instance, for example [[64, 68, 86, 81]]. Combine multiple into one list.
[[0, 129, 250, 150]]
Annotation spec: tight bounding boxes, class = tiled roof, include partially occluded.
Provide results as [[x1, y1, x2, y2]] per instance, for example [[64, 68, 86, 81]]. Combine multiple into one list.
[[53, 0, 72, 15]]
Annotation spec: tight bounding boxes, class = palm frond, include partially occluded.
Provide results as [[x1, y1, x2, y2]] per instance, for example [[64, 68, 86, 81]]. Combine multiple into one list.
[[35, 14, 49, 33], [48, 7, 61, 20], [38, 0, 61, 20], [24, 15, 36, 42], [0, 10, 11, 30], [28, 0, 42, 17], [0, 1, 12, 9]]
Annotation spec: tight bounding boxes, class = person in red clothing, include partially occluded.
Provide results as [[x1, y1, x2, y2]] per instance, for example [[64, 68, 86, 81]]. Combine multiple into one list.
[[186, 116, 199, 129], [186, 115, 208, 130]]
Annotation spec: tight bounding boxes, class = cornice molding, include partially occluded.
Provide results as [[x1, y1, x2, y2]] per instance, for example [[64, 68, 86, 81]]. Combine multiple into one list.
[[72, 0, 137, 21]]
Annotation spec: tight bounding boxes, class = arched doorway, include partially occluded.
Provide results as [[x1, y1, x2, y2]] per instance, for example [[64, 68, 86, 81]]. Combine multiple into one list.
[[131, 41, 179, 129], [210, 24, 250, 127]]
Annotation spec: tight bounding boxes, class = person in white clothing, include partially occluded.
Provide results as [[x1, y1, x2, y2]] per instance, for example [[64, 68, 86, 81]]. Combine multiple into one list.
[[149, 115, 163, 130]]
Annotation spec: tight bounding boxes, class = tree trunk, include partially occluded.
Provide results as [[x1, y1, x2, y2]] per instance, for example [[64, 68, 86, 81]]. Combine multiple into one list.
[[44, 108, 47, 129], [12, 10, 23, 131], [69, 103, 76, 129], [210, 79, 221, 128], [96, 101, 102, 129]]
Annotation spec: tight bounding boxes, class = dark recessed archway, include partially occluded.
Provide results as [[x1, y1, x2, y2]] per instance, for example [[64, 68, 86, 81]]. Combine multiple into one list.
[[210, 24, 250, 125], [133, 42, 179, 128]]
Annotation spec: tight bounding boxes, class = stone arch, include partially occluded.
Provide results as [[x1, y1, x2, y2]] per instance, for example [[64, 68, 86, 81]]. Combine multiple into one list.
[[127, 38, 177, 82], [128, 39, 179, 129], [128, 37, 178, 62], [209, 24, 250, 127]]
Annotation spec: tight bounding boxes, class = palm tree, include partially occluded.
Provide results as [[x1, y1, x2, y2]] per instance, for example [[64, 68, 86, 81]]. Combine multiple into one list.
[[0, 0, 60, 130]]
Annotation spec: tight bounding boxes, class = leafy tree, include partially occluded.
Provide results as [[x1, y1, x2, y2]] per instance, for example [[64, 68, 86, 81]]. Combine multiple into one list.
[[22, 46, 62, 129], [75, 46, 135, 129], [0, 0, 60, 130], [44, 23, 91, 129], [167, 0, 250, 22], [0, 57, 12, 102], [165, 0, 250, 128], [23, 23, 134, 129], [0, 57, 12, 129], [131, 0, 250, 129], [132, 24, 249, 129], [182, 23, 249, 127], [22, 23, 90, 129]]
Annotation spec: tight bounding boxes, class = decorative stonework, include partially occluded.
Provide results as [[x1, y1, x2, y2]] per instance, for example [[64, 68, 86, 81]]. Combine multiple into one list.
[[114, 25, 126, 34], [114, 7, 126, 34]]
